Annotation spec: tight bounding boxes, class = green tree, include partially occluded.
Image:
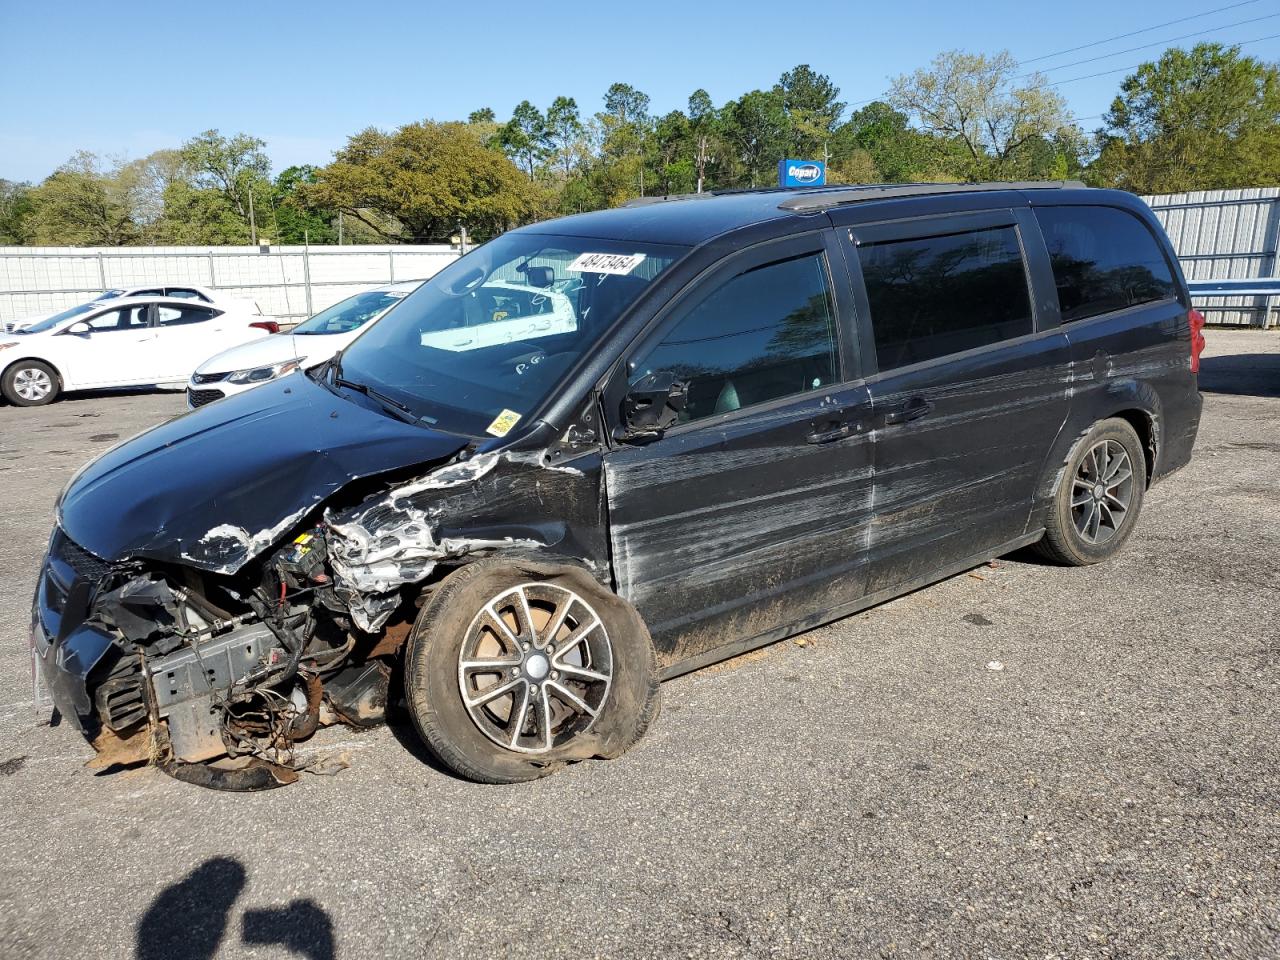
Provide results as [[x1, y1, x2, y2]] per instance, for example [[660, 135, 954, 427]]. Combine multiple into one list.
[[179, 130, 273, 242], [153, 180, 247, 244], [603, 83, 651, 125], [502, 101, 550, 178], [1089, 42, 1280, 193], [28, 152, 139, 245], [302, 120, 543, 242], [0, 179, 36, 244], [651, 110, 696, 195], [465, 108, 503, 151], [721, 89, 791, 187], [546, 96, 586, 176], [272, 165, 339, 244], [888, 50, 1075, 180], [835, 101, 955, 182], [688, 89, 720, 193], [775, 64, 846, 161]]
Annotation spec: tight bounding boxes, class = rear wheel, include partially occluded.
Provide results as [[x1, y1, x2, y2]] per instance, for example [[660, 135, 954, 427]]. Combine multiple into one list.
[[404, 560, 660, 783], [2, 360, 60, 406], [1035, 418, 1146, 565]]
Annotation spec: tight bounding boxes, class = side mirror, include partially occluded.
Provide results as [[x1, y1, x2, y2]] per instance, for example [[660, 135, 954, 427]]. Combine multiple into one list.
[[620, 371, 688, 441], [67, 321, 91, 335]]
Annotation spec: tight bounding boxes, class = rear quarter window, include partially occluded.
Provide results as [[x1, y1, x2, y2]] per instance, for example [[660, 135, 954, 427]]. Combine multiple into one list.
[[1035, 206, 1176, 322]]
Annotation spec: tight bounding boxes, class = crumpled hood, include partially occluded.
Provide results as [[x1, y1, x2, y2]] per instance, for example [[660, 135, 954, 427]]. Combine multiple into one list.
[[58, 375, 469, 573]]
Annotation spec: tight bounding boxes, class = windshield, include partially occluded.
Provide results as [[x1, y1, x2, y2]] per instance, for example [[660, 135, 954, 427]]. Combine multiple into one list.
[[294, 289, 408, 335], [333, 232, 685, 436], [18, 302, 99, 334]]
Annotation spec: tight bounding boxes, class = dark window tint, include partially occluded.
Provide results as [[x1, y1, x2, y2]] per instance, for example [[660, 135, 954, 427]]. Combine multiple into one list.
[[632, 253, 838, 423], [1036, 206, 1176, 322], [860, 226, 1032, 372], [165, 287, 208, 301], [156, 304, 218, 326]]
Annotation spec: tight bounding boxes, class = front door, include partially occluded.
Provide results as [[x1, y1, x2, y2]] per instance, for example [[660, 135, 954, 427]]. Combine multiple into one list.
[[61, 303, 158, 386], [842, 210, 1072, 594], [602, 233, 875, 671]]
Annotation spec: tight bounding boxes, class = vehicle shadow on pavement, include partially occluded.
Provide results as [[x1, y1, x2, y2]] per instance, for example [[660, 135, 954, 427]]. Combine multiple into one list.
[[1199, 352, 1280, 397], [135, 856, 336, 960]]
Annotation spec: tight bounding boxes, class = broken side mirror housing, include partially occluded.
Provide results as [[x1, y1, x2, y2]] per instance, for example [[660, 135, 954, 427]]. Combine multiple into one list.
[[619, 371, 688, 442]]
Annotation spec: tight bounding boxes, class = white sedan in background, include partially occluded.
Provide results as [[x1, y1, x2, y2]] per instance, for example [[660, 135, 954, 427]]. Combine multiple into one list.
[[0, 297, 278, 406], [3, 283, 262, 333], [186, 281, 421, 409]]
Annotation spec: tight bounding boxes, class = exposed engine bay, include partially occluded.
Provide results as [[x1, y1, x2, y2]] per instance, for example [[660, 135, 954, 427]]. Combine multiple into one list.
[[37, 394, 607, 792], [76, 524, 402, 790]]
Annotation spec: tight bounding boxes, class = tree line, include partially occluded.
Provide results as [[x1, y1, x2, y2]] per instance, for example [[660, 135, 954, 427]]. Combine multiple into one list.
[[2, 41, 1277, 247]]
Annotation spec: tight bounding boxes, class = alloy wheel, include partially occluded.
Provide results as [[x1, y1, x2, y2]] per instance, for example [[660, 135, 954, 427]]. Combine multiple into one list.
[[1071, 439, 1134, 545], [457, 582, 613, 754]]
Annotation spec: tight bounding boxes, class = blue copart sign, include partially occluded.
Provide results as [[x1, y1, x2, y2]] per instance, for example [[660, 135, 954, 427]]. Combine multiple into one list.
[[778, 159, 826, 187]]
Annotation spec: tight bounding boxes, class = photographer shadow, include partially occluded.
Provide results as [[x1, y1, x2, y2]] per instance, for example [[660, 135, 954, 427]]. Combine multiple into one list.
[[135, 856, 335, 960]]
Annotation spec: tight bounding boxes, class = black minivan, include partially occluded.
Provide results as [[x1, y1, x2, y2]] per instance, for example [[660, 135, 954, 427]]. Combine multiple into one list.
[[33, 181, 1204, 788]]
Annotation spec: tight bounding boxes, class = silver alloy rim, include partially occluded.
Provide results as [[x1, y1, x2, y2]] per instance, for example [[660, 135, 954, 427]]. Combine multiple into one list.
[[1071, 439, 1134, 545], [457, 583, 613, 755], [14, 367, 52, 402]]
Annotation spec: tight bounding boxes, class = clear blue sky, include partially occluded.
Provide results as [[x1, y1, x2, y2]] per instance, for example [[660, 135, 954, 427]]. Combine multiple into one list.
[[3, 0, 1279, 183]]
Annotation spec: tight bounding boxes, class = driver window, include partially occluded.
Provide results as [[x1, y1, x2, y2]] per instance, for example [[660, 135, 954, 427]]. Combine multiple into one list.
[[85, 306, 149, 332], [630, 252, 838, 423]]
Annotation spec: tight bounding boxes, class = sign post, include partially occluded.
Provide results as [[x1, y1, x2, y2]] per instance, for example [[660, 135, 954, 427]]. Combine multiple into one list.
[[778, 159, 827, 188]]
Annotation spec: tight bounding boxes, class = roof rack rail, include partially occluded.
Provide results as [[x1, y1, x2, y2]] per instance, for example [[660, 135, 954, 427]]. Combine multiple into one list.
[[622, 185, 800, 208], [777, 180, 1087, 212], [621, 192, 712, 207]]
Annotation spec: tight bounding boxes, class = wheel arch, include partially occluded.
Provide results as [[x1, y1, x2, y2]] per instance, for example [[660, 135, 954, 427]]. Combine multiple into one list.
[[1, 354, 65, 394], [1032, 383, 1161, 525]]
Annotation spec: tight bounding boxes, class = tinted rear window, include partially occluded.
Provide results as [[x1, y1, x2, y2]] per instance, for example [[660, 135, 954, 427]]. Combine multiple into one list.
[[859, 226, 1033, 372], [1035, 206, 1176, 322]]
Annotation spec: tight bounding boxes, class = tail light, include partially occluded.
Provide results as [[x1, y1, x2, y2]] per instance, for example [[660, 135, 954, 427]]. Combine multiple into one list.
[[250, 320, 280, 335], [1188, 308, 1206, 373]]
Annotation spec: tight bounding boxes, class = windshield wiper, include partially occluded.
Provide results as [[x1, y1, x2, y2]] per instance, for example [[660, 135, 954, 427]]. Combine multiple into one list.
[[333, 375, 427, 427]]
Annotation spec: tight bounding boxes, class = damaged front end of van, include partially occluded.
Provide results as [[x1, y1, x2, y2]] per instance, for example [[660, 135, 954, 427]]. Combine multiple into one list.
[[30, 374, 607, 790]]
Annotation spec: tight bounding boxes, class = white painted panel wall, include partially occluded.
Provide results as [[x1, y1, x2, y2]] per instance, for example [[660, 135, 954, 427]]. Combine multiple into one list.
[[0, 245, 460, 323]]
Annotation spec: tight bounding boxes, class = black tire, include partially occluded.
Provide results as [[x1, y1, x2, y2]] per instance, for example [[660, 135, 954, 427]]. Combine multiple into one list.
[[1, 359, 60, 406], [404, 559, 661, 784], [1034, 418, 1146, 566]]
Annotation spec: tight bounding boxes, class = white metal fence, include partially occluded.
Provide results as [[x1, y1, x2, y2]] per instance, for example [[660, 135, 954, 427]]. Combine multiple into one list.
[[1143, 187, 1280, 328], [0, 244, 460, 324], [5, 190, 1280, 328]]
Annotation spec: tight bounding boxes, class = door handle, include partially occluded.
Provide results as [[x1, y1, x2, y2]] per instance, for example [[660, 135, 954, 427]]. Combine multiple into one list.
[[807, 414, 868, 444], [881, 396, 932, 426], [807, 423, 854, 444]]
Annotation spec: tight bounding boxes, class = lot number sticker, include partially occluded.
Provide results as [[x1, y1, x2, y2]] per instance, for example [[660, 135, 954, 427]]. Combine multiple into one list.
[[566, 252, 647, 275], [486, 408, 523, 437]]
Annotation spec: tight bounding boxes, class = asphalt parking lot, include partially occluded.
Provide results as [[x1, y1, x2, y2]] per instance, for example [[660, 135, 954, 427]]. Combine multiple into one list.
[[0, 330, 1277, 960]]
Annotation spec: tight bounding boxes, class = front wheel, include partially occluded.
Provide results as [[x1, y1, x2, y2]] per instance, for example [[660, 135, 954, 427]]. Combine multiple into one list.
[[2, 360, 60, 406], [404, 560, 661, 783], [1035, 418, 1146, 565]]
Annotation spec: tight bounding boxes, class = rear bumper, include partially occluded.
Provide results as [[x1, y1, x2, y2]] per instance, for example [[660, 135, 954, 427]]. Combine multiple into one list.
[[1154, 386, 1203, 483]]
